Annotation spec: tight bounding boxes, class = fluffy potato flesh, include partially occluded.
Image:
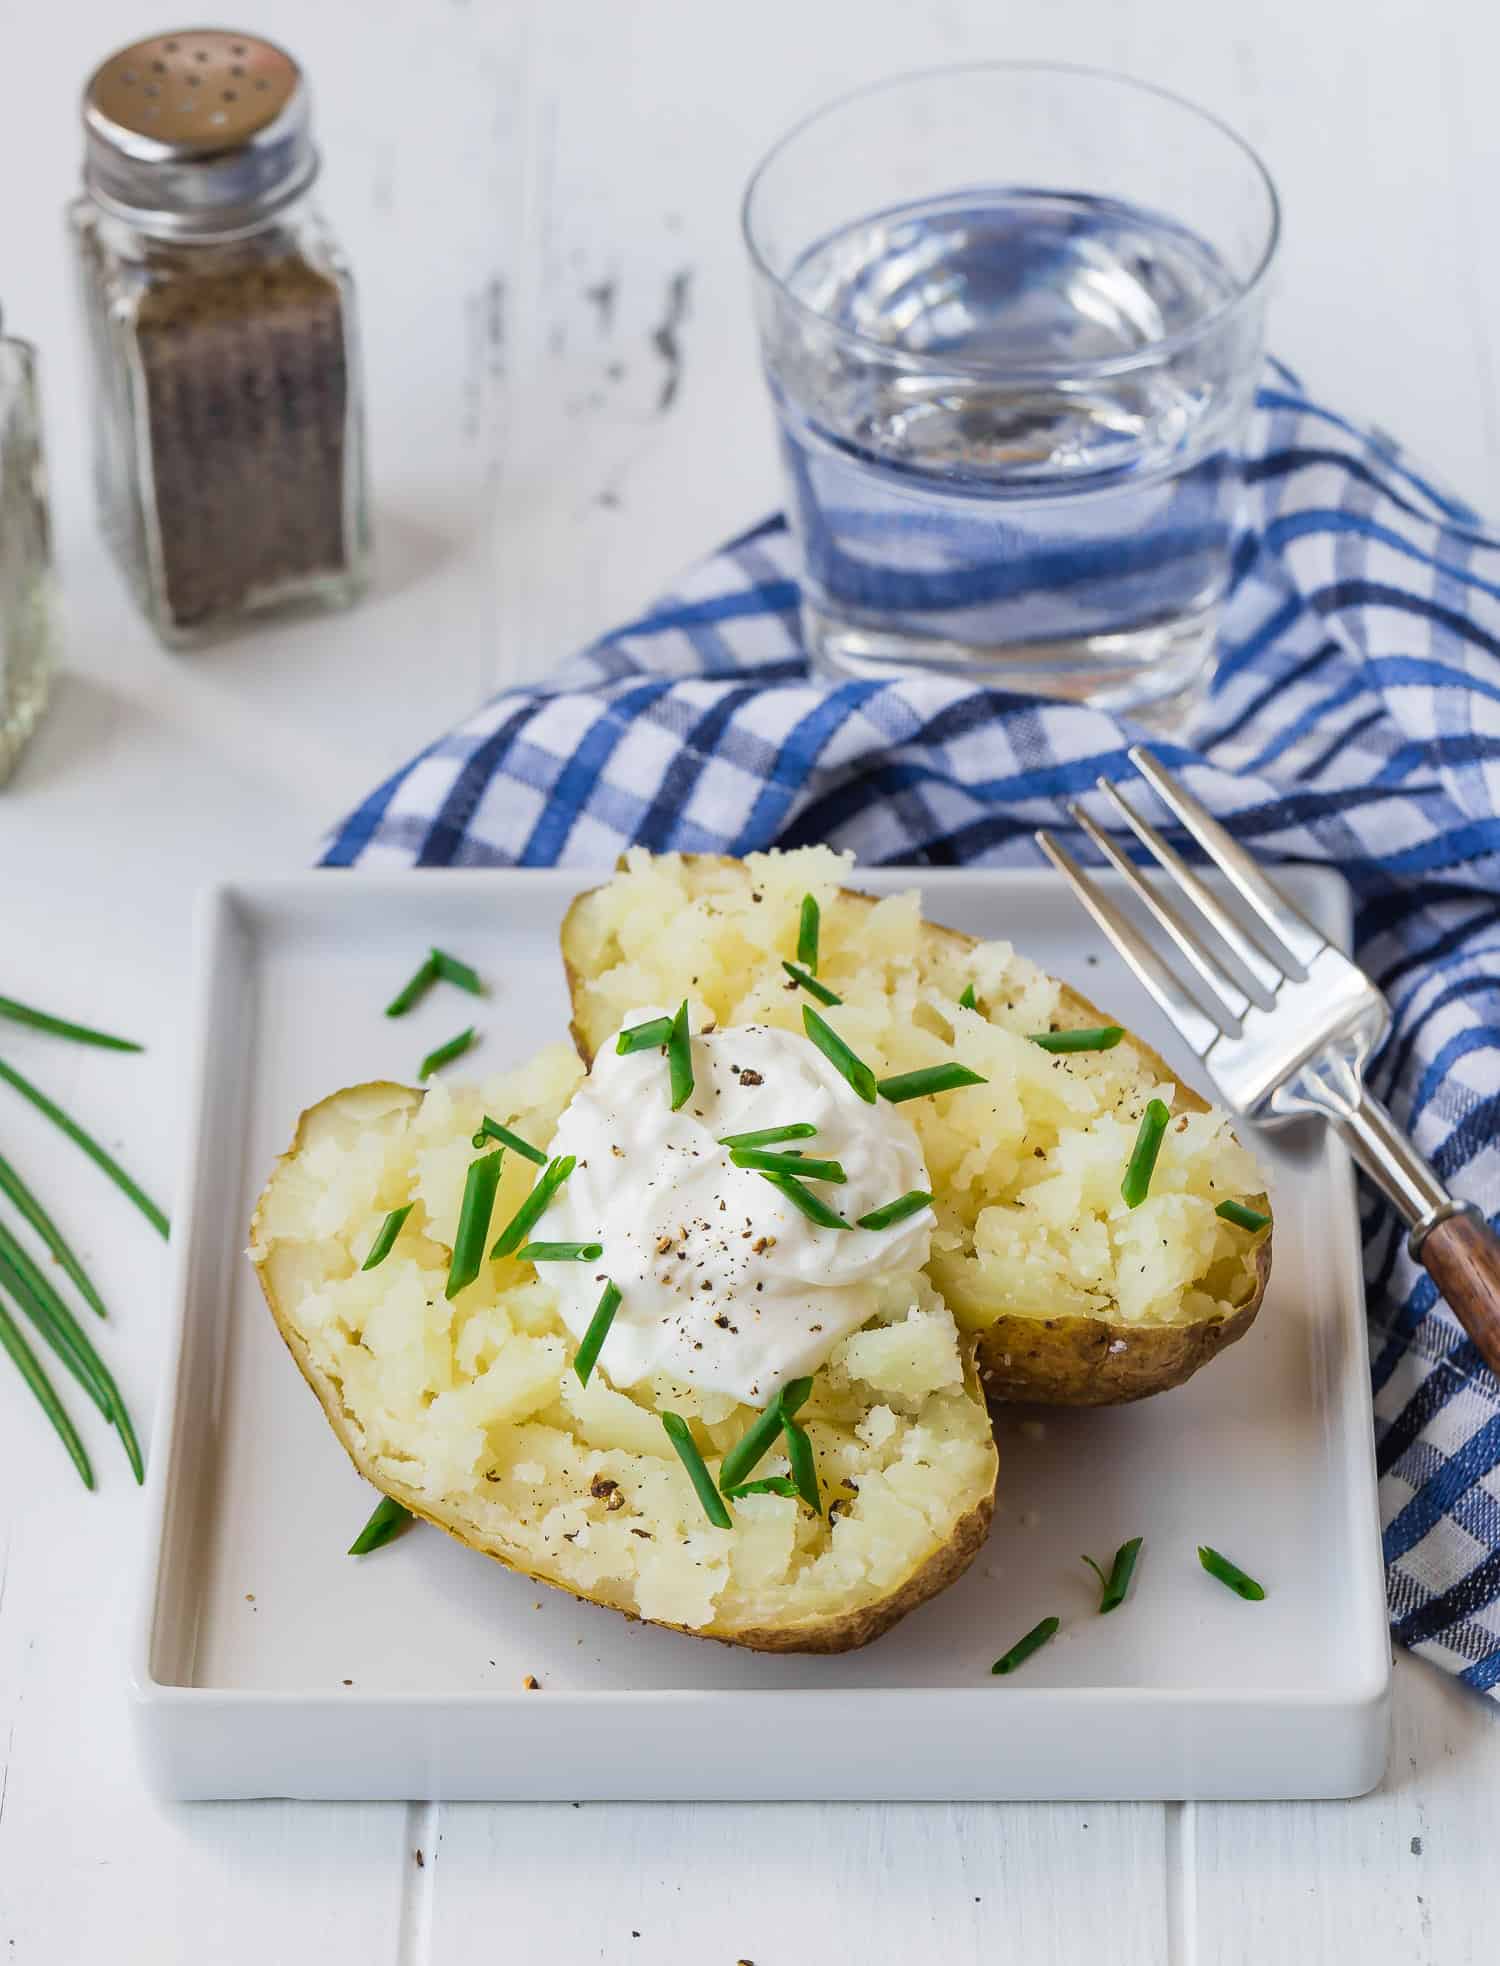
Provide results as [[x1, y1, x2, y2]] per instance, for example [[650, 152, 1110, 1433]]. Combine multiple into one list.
[[251, 1062, 998, 1651], [564, 848, 1273, 1404]]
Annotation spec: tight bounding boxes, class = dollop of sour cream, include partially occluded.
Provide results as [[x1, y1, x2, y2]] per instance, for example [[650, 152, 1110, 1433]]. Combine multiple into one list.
[[543, 1014, 933, 1407]]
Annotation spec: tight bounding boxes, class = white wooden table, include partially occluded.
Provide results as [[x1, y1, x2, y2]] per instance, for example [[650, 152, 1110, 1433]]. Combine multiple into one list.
[[2, 2, 1498, 1958]]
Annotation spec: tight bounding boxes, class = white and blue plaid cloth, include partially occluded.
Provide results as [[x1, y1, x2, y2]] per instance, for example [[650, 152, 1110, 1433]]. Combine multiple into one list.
[[326, 360, 1500, 1698]]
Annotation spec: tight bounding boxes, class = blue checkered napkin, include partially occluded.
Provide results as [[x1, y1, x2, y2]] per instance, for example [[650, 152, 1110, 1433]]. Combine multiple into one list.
[[326, 360, 1500, 1697]]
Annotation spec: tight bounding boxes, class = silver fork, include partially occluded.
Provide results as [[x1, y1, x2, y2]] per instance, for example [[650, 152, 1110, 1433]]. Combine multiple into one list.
[[1036, 745, 1500, 1378]]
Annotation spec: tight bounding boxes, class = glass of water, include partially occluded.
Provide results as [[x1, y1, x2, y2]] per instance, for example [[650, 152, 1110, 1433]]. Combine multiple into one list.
[[742, 63, 1279, 716]]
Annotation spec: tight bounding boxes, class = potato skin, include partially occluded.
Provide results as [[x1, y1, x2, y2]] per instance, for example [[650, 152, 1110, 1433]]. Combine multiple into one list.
[[561, 858, 1272, 1409]]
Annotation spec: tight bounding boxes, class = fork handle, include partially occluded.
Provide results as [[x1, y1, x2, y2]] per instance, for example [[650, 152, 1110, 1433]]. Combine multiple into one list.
[[1412, 1203, 1500, 1380]]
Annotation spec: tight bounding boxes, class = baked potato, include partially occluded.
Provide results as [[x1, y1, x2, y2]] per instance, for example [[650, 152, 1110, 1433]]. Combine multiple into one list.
[[562, 847, 1272, 1406]]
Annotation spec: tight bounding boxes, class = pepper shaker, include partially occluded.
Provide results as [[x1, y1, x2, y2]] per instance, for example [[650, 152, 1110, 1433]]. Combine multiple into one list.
[[68, 29, 368, 646], [0, 313, 57, 784]]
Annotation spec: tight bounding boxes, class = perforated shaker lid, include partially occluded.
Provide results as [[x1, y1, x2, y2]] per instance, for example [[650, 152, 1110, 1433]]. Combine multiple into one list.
[[82, 29, 318, 238]]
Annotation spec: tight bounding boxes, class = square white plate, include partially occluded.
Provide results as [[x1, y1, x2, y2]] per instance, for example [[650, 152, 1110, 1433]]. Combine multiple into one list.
[[133, 866, 1391, 1801]]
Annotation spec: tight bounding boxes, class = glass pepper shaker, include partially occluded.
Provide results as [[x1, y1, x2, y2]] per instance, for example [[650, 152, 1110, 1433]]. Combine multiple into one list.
[[68, 28, 368, 646], [0, 312, 57, 785]]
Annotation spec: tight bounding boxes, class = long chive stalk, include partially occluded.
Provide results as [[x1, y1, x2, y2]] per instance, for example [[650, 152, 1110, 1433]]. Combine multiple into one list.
[[0, 1058, 168, 1238], [471, 1116, 547, 1164], [1082, 1536, 1143, 1614], [730, 1148, 846, 1182], [445, 1151, 503, 1298], [781, 961, 841, 1007], [991, 1615, 1060, 1675], [0, 1246, 112, 1418], [0, 1146, 108, 1319], [719, 1377, 814, 1490], [876, 1063, 988, 1103], [0, 1296, 93, 1488], [490, 1155, 576, 1259], [573, 1279, 622, 1387], [660, 1413, 732, 1528], [0, 994, 142, 1053], [797, 894, 820, 972], [801, 1006, 876, 1103], [1121, 1099, 1171, 1209]]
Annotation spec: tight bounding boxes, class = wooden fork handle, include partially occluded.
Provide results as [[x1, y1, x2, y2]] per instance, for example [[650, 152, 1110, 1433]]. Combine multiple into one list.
[[1413, 1203, 1500, 1379]]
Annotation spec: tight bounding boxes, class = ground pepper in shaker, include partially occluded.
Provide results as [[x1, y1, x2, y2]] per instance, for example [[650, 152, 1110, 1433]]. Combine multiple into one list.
[[68, 28, 368, 645]]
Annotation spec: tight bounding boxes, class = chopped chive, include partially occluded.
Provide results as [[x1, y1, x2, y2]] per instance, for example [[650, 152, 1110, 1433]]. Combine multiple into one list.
[[0, 1296, 93, 1488], [363, 1203, 414, 1272], [517, 1240, 604, 1263], [0, 993, 143, 1053], [991, 1615, 1060, 1676], [0, 1146, 107, 1319], [856, 1189, 933, 1232], [720, 1376, 814, 1489], [723, 1475, 801, 1500], [718, 1122, 818, 1150], [781, 1413, 821, 1514], [616, 1015, 674, 1055], [1198, 1544, 1265, 1600], [1030, 1026, 1125, 1054], [666, 1000, 694, 1111], [1121, 1098, 1171, 1208], [1082, 1535, 1143, 1614], [445, 1152, 504, 1298], [757, 1170, 849, 1229], [418, 1026, 476, 1080], [384, 955, 437, 1018], [1216, 1199, 1270, 1232], [490, 1155, 576, 1259], [877, 1062, 988, 1104], [660, 1412, 732, 1528], [430, 948, 483, 995], [471, 1116, 547, 1164], [573, 1279, 622, 1386], [797, 893, 820, 973], [781, 961, 841, 1007], [731, 1147, 846, 1183], [802, 1006, 877, 1103], [0, 1058, 168, 1238], [958, 983, 978, 1011], [349, 1495, 412, 1556]]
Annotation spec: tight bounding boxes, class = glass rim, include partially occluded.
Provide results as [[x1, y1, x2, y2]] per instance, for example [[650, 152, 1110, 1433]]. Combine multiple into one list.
[[740, 59, 1282, 383]]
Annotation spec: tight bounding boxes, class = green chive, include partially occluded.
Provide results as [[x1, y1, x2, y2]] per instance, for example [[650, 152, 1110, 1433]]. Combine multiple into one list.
[[731, 1147, 846, 1182], [991, 1615, 1060, 1675], [797, 894, 820, 972], [1030, 1026, 1125, 1054], [471, 1116, 548, 1164], [877, 1062, 988, 1104], [0, 1146, 108, 1319], [802, 1006, 876, 1103], [667, 1000, 694, 1110], [1082, 1535, 1143, 1614], [0, 1296, 93, 1488], [720, 1376, 814, 1490], [1121, 1098, 1171, 1208], [782, 961, 841, 1007], [660, 1412, 732, 1528], [431, 948, 483, 996], [0, 1233, 142, 1482], [856, 1189, 933, 1232], [1198, 1544, 1266, 1600], [617, 1015, 675, 1055], [517, 1240, 603, 1263], [363, 1203, 414, 1272], [722, 1476, 801, 1500], [781, 1413, 821, 1514], [758, 1170, 848, 1229], [490, 1155, 576, 1259], [349, 1495, 412, 1555], [1216, 1199, 1270, 1232], [718, 1123, 818, 1151], [418, 1026, 476, 1080], [958, 983, 978, 1011], [0, 1058, 168, 1238], [385, 955, 437, 1018], [0, 993, 143, 1052], [573, 1279, 622, 1386], [445, 1152, 504, 1298]]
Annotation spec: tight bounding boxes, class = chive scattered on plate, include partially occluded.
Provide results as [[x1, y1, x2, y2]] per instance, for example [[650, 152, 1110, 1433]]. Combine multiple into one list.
[[1197, 1544, 1265, 1600], [660, 1412, 732, 1528], [516, 1240, 604, 1263], [781, 960, 841, 1007], [720, 1376, 814, 1490], [430, 947, 483, 995], [781, 1413, 821, 1514], [730, 1147, 846, 1183], [490, 1155, 576, 1259], [718, 1122, 818, 1150], [616, 1014, 674, 1056], [0, 1057, 168, 1238], [802, 1005, 877, 1103], [958, 983, 978, 1011], [0, 1146, 107, 1319], [0, 993, 143, 1053], [363, 1203, 414, 1273], [1216, 1199, 1270, 1232], [418, 1026, 477, 1081], [1029, 1026, 1125, 1054], [471, 1116, 547, 1164], [348, 1495, 412, 1556], [856, 1189, 933, 1232], [876, 1062, 987, 1104], [991, 1615, 1061, 1676], [797, 893, 820, 973], [667, 1000, 695, 1111], [757, 1169, 849, 1229], [384, 954, 437, 1018], [1121, 1097, 1171, 1208], [445, 1152, 504, 1298], [573, 1279, 622, 1387], [722, 1475, 801, 1500], [0, 1295, 93, 1489], [1082, 1535, 1143, 1614]]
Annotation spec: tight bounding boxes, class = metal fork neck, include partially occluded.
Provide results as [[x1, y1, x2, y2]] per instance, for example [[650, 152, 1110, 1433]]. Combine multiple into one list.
[[1327, 1089, 1451, 1228]]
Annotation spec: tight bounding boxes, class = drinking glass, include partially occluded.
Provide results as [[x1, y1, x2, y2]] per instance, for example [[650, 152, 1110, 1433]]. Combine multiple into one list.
[[742, 63, 1280, 715]]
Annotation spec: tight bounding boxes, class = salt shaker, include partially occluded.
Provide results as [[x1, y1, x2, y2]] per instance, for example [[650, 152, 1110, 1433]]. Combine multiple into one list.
[[68, 28, 368, 646], [0, 313, 57, 784]]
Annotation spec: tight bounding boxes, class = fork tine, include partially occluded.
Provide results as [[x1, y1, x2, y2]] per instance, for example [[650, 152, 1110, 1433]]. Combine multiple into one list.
[[1034, 830, 1232, 1059], [1127, 748, 1327, 971]]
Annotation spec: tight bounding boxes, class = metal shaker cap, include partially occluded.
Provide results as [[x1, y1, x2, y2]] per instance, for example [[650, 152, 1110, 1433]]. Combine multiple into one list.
[[82, 29, 318, 239]]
